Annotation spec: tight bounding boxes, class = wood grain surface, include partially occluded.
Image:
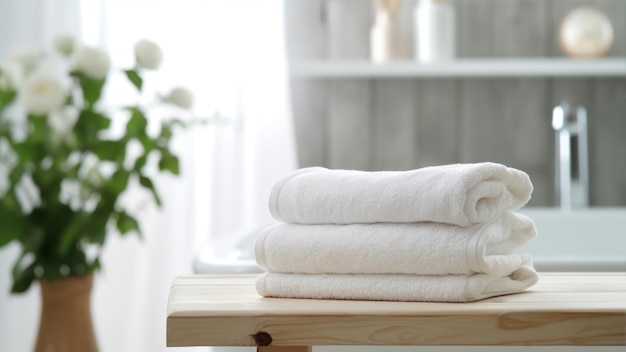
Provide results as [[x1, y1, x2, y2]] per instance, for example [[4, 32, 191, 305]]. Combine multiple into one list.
[[167, 273, 626, 347]]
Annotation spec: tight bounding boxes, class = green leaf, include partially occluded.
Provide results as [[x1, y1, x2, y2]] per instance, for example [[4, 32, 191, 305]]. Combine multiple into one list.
[[138, 175, 162, 206], [160, 124, 173, 139], [115, 210, 140, 236], [41, 204, 78, 254], [89, 110, 112, 130], [124, 69, 143, 91], [74, 72, 106, 108], [84, 227, 107, 245], [82, 202, 114, 246], [8, 163, 25, 189], [0, 201, 21, 246], [0, 230, 16, 247], [11, 143, 36, 165], [11, 254, 36, 293], [59, 213, 87, 254], [27, 115, 50, 150], [23, 208, 47, 252], [139, 134, 157, 153], [91, 257, 101, 271], [0, 68, 17, 108], [75, 110, 111, 147], [127, 108, 159, 152], [21, 225, 46, 252], [133, 154, 148, 171], [158, 150, 180, 175], [93, 140, 126, 162], [32, 167, 57, 194], [126, 108, 148, 138], [107, 169, 131, 194], [0, 89, 17, 108]]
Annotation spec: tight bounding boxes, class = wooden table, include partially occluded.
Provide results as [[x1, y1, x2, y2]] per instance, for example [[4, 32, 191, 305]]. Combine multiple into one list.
[[167, 273, 626, 351]]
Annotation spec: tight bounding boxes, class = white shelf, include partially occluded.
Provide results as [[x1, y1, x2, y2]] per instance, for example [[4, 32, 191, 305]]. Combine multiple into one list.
[[289, 58, 626, 78]]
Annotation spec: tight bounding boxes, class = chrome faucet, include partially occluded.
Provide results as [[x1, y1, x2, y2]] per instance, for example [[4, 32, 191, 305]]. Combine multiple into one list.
[[552, 102, 589, 208]]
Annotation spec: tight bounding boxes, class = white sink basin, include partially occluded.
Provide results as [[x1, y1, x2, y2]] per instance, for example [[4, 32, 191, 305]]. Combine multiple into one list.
[[518, 207, 626, 271]]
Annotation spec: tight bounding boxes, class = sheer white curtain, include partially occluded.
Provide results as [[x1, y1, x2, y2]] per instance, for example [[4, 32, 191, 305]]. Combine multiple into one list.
[[0, 0, 296, 351]]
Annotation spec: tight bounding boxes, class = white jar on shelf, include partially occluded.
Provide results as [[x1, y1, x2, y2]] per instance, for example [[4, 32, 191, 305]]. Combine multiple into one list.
[[414, 0, 456, 62]]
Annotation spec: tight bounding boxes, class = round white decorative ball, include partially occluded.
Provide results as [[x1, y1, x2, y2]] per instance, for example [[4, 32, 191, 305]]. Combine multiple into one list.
[[559, 7, 614, 58]]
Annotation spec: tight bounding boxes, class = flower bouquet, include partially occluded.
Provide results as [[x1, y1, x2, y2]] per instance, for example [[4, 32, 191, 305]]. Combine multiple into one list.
[[0, 35, 196, 293]]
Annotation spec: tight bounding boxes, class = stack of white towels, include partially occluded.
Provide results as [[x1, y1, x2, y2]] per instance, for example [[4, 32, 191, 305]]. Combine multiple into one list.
[[255, 162, 539, 302]]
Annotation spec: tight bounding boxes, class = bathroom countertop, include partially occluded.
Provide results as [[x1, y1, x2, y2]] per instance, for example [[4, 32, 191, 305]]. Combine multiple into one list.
[[167, 272, 626, 349]]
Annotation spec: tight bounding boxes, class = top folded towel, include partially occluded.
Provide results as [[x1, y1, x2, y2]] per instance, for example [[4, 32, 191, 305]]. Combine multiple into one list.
[[269, 162, 533, 226]]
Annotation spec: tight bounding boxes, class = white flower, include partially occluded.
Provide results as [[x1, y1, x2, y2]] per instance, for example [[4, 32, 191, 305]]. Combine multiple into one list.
[[134, 39, 163, 70], [0, 139, 17, 197], [164, 87, 193, 109], [74, 46, 111, 80], [15, 173, 41, 214], [0, 61, 25, 91], [86, 168, 104, 188], [48, 106, 79, 135], [7, 46, 42, 75], [19, 68, 66, 115], [60, 179, 82, 211], [53, 34, 75, 56]]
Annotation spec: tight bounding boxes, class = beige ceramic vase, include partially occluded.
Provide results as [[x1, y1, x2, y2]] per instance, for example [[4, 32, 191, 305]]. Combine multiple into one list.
[[35, 274, 98, 352]]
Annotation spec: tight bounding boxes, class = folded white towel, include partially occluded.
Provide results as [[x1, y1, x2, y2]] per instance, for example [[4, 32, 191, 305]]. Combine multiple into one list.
[[255, 212, 536, 276], [269, 163, 533, 226], [256, 266, 539, 302]]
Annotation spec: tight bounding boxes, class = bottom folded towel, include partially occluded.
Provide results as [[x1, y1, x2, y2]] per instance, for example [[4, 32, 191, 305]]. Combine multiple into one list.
[[256, 266, 539, 302]]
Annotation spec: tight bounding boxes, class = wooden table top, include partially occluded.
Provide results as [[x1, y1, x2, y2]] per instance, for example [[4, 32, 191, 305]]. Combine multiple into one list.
[[167, 272, 626, 347]]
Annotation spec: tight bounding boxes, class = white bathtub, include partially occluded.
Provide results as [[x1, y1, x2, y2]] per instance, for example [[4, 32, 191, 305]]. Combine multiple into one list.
[[518, 207, 626, 272]]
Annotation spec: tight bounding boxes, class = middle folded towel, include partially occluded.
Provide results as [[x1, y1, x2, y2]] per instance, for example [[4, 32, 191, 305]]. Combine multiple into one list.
[[256, 212, 536, 276]]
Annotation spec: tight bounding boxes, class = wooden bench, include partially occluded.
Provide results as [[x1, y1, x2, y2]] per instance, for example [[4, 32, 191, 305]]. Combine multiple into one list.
[[167, 272, 626, 351]]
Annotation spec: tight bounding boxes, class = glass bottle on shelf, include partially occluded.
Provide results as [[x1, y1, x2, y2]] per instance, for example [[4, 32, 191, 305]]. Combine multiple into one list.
[[414, 0, 456, 62], [370, 0, 406, 63]]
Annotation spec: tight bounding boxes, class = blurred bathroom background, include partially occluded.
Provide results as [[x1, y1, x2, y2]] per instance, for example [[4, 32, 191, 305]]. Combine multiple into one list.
[[0, 0, 624, 351], [286, 0, 625, 208]]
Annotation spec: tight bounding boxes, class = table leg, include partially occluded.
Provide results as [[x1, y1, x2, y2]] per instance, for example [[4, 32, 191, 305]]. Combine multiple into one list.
[[257, 346, 312, 352]]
